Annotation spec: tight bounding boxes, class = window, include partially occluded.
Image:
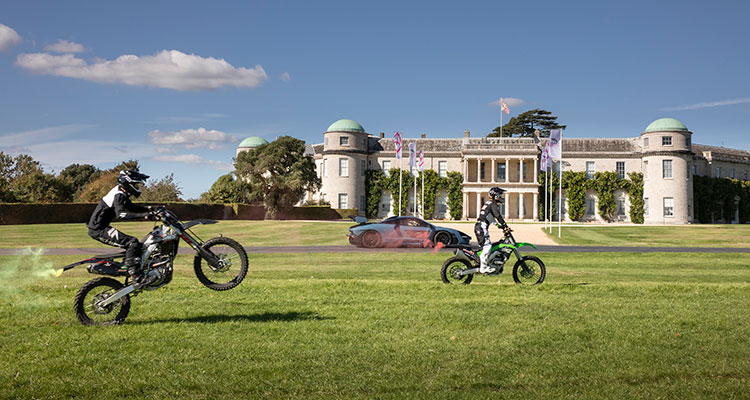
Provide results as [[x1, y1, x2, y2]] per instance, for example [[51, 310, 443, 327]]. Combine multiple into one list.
[[662, 136, 672, 146], [437, 197, 447, 214], [663, 197, 674, 217], [616, 162, 625, 179], [382, 160, 391, 176], [497, 163, 506, 181], [586, 197, 596, 216], [323, 159, 328, 178], [361, 160, 366, 177], [325, 137, 328, 146], [644, 198, 649, 216], [360, 195, 366, 212], [381, 195, 391, 211], [339, 136, 349, 146], [716, 167, 721, 177], [317, 161, 323, 178], [586, 161, 595, 179], [338, 193, 348, 209], [686, 137, 691, 147], [662, 160, 672, 178], [339, 158, 349, 177], [480, 162, 485, 180], [522, 162, 527, 181], [616, 198, 626, 216], [644, 137, 649, 148], [438, 161, 447, 178], [643, 160, 648, 179]]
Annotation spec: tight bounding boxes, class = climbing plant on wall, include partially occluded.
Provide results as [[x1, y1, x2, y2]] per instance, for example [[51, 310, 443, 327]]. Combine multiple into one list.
[[561, 171, 589, 221], [692, 175, 750, 223], [365, 168, 463, 220], [627, 172, 644, 224], [591, 171, 629, 222], [446, 171, 464, 220]]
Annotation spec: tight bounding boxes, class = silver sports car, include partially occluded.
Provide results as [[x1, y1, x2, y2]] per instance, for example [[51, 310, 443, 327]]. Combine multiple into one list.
[[347, 216, 471, 248]]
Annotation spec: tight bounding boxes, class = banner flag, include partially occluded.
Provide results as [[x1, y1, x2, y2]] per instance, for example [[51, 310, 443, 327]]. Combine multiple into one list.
[[548, 129, 562, 159], [418, 150, 424, 171], [501, 100, 510, 115], [394, 131, 402, 159], [408, 142, 416, 167], [540, 143, 550, 171]]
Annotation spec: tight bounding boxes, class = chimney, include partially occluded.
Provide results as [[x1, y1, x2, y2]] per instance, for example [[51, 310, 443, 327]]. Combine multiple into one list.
[[421, 133, 426, 139], [379, 131, 384, 138], [464, 129, 470, 138]]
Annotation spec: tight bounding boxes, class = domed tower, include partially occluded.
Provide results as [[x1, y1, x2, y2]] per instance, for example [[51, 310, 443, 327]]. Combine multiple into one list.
[[641, 118, 693, 224], [322, 119, 369, 214], [236, 136, 269, 157]]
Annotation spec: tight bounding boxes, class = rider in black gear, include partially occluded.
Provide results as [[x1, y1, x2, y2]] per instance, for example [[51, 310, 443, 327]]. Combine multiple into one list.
[[87, 170, 154, 283], [474, 186, 508, 274]]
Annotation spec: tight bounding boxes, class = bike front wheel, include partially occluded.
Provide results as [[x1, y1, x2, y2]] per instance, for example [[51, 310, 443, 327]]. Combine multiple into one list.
[[194, 236, 249, 291], [512, 255, 546, 285], [440, 257, 474, 285], [74, 277, 130, 326]]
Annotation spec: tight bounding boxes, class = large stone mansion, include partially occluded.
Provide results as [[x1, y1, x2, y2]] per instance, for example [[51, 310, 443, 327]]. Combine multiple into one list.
[[237, 118, 750, 224]]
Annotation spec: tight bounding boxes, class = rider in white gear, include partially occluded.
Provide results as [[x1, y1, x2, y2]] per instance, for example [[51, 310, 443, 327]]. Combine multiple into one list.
[[474, 187, 507, 274]]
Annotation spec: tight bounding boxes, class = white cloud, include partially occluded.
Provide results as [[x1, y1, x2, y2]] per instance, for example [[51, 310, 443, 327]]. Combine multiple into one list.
[[280, 72, 291, 82], [44, 39, 84, 53], [2, 140, 154, 173], [153, 154, 233, 171], [489, 97, 525, 108], [148, 128, 238, 150], [0, 24, 22, 51], [661, 97, 750, 111], [16, 49, 268, 91]]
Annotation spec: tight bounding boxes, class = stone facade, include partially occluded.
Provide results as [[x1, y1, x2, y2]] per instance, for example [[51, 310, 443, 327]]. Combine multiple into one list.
[[273, 118, 750, 224]]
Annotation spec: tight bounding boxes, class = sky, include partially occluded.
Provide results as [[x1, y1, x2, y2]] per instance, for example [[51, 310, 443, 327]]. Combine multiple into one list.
[[1, 1, 749, 199]]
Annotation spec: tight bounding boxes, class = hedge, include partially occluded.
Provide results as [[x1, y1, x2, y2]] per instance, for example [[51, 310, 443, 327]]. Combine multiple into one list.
[[0, 203, 357, 225]]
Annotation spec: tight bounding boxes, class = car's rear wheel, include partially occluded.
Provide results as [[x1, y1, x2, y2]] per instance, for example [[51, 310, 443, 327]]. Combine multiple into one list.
[[433, 231, 453, 247], [362, 230, 382, 248]]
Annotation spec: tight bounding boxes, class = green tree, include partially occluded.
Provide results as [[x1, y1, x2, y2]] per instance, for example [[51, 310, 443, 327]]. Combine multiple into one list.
[[201, 173, 257, 203], [234, 136, 321, 219], [9, 172, 71, 203], [140, 173, 183, 202], [488, 109, 565, 138], [77, 160, 141, 202]]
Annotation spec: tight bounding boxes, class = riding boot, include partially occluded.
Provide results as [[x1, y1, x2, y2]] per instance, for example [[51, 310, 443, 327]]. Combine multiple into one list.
[[126, 257, 142, 282]]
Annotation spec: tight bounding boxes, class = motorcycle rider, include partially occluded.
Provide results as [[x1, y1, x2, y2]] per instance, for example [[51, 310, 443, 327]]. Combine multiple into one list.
[[474, 186, 509, 274], [87, 170, 155, 285]]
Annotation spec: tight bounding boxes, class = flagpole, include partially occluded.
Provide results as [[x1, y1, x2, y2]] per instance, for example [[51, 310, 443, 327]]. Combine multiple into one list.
[[421, 170, 424, 219], [558, 130, 563, 238], [500, 98, 503, 138], [399, 155, 402, 217], [413, 168, 417, 217]]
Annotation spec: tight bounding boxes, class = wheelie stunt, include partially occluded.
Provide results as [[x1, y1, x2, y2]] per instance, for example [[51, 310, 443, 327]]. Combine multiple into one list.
[[441, 187, 546, 285], [61, 171, 248, 325]]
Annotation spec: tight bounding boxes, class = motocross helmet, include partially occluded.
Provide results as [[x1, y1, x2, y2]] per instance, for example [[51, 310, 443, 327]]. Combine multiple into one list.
[[488, 186, 505, 202], [118, 170, 149, 197]]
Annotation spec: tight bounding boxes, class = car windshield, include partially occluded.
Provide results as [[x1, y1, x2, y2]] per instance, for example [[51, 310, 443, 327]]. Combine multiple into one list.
[[400, 218, 428, 227]]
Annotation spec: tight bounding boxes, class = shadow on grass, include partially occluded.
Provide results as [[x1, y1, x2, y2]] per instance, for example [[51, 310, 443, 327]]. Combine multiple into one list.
[[134, 311, 334, 325]]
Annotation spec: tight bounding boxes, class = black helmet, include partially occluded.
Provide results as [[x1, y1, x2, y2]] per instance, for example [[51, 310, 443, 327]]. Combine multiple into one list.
[[488, 186, 505, 202], [118, 170, 149, 197]]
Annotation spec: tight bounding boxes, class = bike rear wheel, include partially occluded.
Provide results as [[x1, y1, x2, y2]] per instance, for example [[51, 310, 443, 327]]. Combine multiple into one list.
[[194, 236, 248, 291], [74, 277, 130, 326], [512, 255, 546, 285], [440, 257, 474, 285]]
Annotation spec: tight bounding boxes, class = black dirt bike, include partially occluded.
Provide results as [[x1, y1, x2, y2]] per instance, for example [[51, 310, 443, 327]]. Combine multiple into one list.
[[61, 206, 248, 326], [440, 224, 546, 285]]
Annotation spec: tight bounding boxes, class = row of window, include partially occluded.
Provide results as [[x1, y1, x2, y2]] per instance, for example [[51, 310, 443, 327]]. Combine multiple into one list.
[[324, 136, 368, 147], [643, 197, 675, 217], [585, 161, 627, 179]]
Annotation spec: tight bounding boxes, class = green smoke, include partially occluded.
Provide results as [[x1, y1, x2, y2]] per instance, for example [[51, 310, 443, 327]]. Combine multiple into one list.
[[0, 247, 59, 310]]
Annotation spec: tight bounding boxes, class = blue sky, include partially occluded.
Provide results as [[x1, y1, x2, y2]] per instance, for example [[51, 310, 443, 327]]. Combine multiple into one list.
[[1, 1, 748, 199]]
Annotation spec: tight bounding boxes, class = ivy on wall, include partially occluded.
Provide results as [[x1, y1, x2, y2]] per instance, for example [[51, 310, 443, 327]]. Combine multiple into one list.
[[538, 171, 559, 221], [365, 168, 463, 220], [627, 172, 644, 224], [591, 171, 629, 222], [561, 171, 589, 221], [693, 175, 750, 223]]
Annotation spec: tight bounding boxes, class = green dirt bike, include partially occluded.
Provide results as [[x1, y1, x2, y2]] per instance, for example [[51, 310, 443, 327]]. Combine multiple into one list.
[[440, 224, 546, 285]]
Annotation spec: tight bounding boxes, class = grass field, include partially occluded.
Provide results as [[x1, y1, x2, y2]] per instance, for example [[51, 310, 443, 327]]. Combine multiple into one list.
[[1, 250, 748, 399], [2, 220, 750, 249]]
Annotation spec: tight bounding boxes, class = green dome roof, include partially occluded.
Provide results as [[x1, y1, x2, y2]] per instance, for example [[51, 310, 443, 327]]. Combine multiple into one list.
[[326, 119, 365, 133], [238, 136, 269, 148], [644, 118, 688, 133]]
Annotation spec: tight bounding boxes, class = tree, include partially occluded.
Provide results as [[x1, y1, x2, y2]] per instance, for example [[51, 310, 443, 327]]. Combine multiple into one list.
[[234, 136, 321, 219], [488, 109, 565, 138], [140, 173, 183, 202], [0, 152, 48, 202], [9, 172, 71, 203], [201, 173, 257, 203], [77, 160, 140, 202]]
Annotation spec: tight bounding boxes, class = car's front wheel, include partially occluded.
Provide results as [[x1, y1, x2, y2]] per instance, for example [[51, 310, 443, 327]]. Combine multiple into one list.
[[361, 230, 382, 248]]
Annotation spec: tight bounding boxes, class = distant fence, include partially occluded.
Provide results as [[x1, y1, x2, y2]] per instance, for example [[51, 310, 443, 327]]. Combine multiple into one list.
[[0, 203, 358, 225]]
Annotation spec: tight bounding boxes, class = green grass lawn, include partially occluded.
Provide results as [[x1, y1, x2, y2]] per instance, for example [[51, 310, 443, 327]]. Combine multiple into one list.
[[1, 251, 748, 399], [545, 224, 750, 247]]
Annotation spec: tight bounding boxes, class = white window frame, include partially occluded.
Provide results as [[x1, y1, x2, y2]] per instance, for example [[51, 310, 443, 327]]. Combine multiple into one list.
[[438, 161, 447, 178], [323, 158, 328, 178], [643, 137, 649, 148], [382, 160, 391, 176], [616, 197, 626, 216], [339, 136, 349, 146], [338, 193, 348, 209], [663, 197, 674, 217], [644, 197, 649, 217], [339, 158, 349, 177], [616, 161, 625, 179], [662, 136, 672, 146], [663, 160, 672, 179], [497, 163, 506, 181], [586, 197, 596, 216], [643, 160, 648, 179], [586, 161, 595, 179]]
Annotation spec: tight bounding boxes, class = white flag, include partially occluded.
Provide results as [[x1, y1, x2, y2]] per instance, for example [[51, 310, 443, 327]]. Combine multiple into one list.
[[408, 143, 416, 167], [548, 129, 562, 159], [540, 143, 550, 171], [394, 132, 402, 159], [418, 150, 424, 172]]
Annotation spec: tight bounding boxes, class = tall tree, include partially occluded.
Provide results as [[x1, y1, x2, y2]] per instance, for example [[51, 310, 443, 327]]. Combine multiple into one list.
[[77, 160, 141, 202], [234, 136, 321, 219], [140, 173, 183, 202], [58, 163, 101, 201], [488, 109, 565, 137], [200, 173, 257, 204]]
